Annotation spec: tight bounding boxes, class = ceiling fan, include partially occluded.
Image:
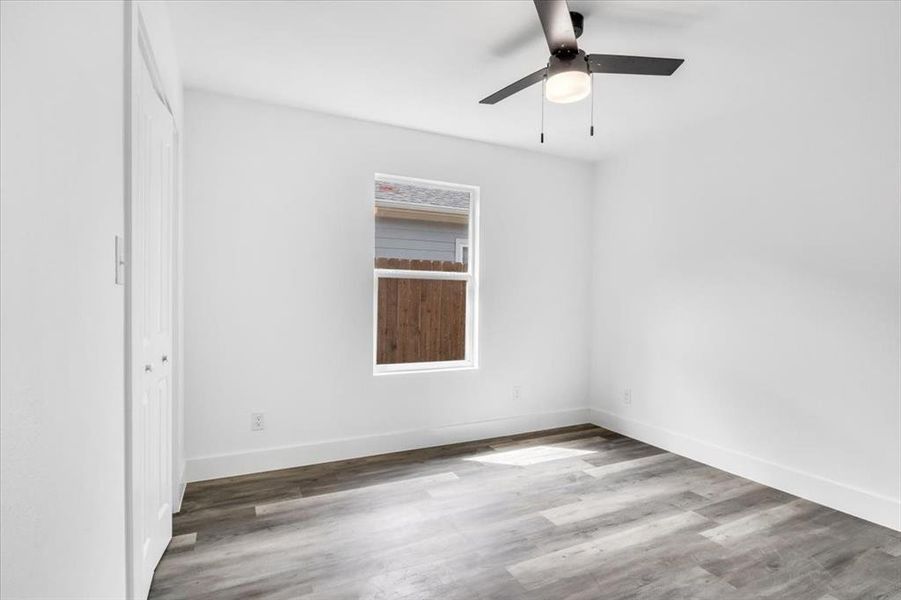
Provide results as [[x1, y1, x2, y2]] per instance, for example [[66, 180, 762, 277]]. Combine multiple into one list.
[[480, 0, 685, 133]]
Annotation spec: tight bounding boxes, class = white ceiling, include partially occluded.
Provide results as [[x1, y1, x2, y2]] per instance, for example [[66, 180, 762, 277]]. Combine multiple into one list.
[[167, 1, 837, 161]]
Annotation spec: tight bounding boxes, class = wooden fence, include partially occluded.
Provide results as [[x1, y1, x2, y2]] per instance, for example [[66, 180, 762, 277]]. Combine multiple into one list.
[[375, 258, 466, 365]]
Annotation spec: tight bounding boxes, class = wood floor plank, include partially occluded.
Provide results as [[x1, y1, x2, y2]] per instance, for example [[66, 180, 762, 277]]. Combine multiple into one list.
[[582, 451, 681, 479], [255, 471, 459, 515], [541, 481, 706, 526], [488, 428, 610, 450], [506, 512, 713, 590], [700, 498, 816, 545]]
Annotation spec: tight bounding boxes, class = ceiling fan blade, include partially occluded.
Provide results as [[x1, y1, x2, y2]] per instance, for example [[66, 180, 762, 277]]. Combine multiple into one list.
[[479, 67, 547, 105], [588, 54, 684, 76], [533, 0, 578, 55]]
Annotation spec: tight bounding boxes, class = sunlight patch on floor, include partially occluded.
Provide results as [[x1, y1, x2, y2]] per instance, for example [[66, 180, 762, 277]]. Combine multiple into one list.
[[465, 445, 596, 466]]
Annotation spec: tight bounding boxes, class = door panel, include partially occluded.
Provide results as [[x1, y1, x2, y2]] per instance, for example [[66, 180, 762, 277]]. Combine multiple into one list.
[[130, 38, 174, 599]]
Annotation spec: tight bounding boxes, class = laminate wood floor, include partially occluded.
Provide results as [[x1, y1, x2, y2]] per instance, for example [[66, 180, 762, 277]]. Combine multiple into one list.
[[150, 425, 901, 599]]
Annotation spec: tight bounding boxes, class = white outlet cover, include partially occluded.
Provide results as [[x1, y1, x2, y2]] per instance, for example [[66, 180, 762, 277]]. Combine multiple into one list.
[[251, 412, 265, 431]]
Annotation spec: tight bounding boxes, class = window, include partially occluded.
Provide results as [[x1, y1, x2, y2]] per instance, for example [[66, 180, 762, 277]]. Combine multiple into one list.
[[373, 174, 478, 374]]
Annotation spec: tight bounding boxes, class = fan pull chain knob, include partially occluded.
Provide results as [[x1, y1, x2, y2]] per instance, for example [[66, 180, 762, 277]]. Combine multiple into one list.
[[589, 75, 595, 137], [539, 75, 546, 144]]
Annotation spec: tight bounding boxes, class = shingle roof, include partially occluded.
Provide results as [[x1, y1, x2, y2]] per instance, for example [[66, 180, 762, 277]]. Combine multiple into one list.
[[375, 180, 470, 211]]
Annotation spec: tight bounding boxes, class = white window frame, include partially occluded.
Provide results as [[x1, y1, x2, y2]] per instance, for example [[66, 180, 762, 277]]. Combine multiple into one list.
[[455, 238, 469, 263], [373, 173, 479, 375]]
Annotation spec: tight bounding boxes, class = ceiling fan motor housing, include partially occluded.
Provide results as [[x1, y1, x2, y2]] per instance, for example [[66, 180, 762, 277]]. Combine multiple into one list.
[[547, 49, 590, 78]]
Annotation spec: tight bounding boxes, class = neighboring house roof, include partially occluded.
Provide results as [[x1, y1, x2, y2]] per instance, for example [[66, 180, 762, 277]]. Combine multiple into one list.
[[375, 180, 470, 212]]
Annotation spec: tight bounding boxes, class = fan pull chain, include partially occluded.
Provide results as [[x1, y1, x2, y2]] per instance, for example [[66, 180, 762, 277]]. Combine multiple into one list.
[[540, 76, 546, 144], [590, 75, 595, 137]]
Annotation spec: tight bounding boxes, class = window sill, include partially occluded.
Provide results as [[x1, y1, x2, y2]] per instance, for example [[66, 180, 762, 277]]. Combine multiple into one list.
[[373, 360, 477, 376]]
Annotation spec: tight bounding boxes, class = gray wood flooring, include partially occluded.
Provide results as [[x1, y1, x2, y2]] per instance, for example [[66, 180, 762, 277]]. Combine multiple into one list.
[[150, 425, 901, 599]]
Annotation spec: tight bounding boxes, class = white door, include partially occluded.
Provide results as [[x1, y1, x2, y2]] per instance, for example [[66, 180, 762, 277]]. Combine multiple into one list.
[[129, 41, 174, 600]]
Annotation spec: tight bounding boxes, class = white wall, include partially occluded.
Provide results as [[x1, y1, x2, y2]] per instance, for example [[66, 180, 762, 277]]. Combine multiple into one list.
[[182, 90, 594, 480], [0, 3, 185, 596], [589, 1, 900, 530], [0, 2, 127, 597]]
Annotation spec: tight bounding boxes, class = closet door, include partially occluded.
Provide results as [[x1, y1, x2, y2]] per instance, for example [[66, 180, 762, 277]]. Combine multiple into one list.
[[129, 32, 174, 599]]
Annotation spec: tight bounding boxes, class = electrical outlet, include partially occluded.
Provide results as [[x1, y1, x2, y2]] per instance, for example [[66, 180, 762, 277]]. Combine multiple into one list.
[[512, 385, 522, 401], [624, 388, 632, 405], [251, 412, 265, 431]]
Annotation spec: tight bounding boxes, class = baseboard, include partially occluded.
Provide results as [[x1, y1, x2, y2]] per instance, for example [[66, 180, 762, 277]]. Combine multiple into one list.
[[185, 407, 592, 483], [589, 408, 901, 531], [173, 480, 187, 514], [173, 460, 187, 514]]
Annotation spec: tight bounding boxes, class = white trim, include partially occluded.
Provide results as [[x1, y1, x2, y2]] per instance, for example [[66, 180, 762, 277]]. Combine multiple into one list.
[[375, 198, 469, 216], [455, 238, 469, 263], [123, 0, 134, 587], [172, 479, 187, 515], [372, 173, 479, 376], [171, 458, 186, 514], [374, 360, 475, 375], [588, 409, 901, 531], [375, 172, 479, 195], [375, 268, 469, 281], [185, 408, 592, 482]]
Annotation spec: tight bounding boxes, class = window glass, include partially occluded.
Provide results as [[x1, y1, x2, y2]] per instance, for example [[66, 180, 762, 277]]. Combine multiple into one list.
[[374, 179, 470, 271]]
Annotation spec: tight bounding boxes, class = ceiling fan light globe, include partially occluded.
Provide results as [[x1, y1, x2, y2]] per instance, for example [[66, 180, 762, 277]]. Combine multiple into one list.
[[545, 70, 590, 104]]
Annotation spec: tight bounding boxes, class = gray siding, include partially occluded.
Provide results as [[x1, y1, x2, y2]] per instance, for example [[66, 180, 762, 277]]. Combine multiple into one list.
[[375, 217, 468, 262]]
